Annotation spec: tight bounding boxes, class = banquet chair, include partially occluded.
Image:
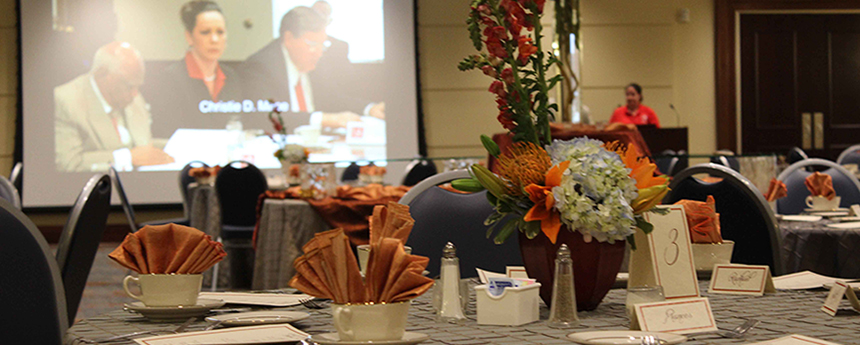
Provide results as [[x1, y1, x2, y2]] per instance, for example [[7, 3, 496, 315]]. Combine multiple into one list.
[[0, 175, 21, 210], [836, 144, 860, 166], [663, 163, 784, 275], [787, 147, 809, 165], [109, 167, 138, 232], [9, 161, 22, 193], [400, 170, 523, 277], [0, 198, 68, 344], [341, 162, 360, 182], [55, 174, 111, 325], [402, 159, 438, 186], [710, 155, 740, 172], [654, 150, 679, 176], [776, 158, 860, 215], [216, 161, 268, 289]]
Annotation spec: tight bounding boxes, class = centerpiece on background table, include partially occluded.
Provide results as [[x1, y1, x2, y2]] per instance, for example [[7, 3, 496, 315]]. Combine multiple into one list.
[[267, 104, 309, 186], [453, 0, 670, 310]]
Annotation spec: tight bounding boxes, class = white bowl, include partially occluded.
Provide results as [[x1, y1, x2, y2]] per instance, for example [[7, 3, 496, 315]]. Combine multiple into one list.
[[691, 240, 734, 272]]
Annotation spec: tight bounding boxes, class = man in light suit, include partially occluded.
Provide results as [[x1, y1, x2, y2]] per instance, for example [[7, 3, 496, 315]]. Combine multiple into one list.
[[55, 42, 173, 172]]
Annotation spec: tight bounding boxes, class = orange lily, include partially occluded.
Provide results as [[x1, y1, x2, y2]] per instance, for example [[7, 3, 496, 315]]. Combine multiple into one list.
[[523, 161, 570, 244], [605, 141, 668, 189]]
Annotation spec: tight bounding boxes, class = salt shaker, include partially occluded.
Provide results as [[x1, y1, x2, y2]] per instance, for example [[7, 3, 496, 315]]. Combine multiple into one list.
[[547, 244, 579, 328], [437, 242, 466, 323]]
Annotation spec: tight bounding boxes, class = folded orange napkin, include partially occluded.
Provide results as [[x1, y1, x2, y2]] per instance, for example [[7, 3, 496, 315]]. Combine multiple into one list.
[[359, 165, 387, 176], [369, 201, 414, 245], [188, 166, 221, 178], [674, 196, 722, 244], [108, 223, 226, 274], [336, 184, 411, 201], [764, 178, 788, 202], [805, 172, 837, 200]]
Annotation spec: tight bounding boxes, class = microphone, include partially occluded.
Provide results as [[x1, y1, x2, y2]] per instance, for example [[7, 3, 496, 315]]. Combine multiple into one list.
[[669, 103, 681, 127]]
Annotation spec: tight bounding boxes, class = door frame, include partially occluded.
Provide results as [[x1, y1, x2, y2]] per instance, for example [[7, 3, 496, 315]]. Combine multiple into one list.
[[715, 0, 860, 153]]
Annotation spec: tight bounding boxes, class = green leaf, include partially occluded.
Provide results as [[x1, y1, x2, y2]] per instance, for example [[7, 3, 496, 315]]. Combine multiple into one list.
[[451, 178, 485, 192], [494, 220, 519, 244], [627, 234, 637, 251], [635, 216, 654, 234], [522, 219, 541, 239], [480, 134, 501, 158], [484, 210, 505, 226], [486, 190, 499, 205]]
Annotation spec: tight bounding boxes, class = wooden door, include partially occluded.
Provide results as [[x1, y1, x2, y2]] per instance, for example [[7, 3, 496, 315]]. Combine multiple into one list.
[[741, 14, 860, 160]]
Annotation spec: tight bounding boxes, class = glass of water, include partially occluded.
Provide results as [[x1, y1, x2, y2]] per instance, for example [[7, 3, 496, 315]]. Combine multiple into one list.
[[626, 285, 665, 320]]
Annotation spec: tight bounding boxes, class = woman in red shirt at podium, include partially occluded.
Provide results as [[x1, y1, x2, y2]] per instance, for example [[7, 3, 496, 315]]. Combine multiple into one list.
[[609, 83, 660, 128]]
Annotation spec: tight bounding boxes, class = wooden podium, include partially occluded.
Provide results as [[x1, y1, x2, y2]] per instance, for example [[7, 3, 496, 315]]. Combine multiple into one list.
[[637, 126, 688, 154]]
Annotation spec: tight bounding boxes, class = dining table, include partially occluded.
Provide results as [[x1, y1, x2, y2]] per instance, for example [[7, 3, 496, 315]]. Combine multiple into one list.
[[779, 217, 860, 279], [64, 280, 860, 345]]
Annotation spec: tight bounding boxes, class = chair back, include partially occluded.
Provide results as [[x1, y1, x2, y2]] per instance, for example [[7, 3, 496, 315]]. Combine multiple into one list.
[[341, 162, 360, 182], [55, 174, 112, 325], [654, 150, 679, 176], [0, 198, 68, 344], [400, 170, 523, 277], [0, 175, 21, 210], [663, 164, 783, 275], [216, 161, 268, 226], [402, 159, 438, 186], [836, 144, 860, 166], [788, 147, 809, 165], [9, 161, 22, 192], [710, 155, 740, 171], [109, 167, 138, 232], [179, 161, 208, 217], [776, 158, 860, 215]]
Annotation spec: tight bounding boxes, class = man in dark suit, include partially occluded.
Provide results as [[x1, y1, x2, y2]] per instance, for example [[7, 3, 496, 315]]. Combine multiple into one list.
[[241, 6, 383, 132]]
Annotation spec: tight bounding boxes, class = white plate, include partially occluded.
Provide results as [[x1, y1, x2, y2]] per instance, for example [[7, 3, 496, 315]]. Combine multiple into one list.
[[826, 222, 860, 229], [124, 298, 225, 322], [308, 332, 430, 345], [567, 331, 687, 345], [205, 310, 310, 327], [833, 216, 860, 222], [811, 211, 850, 217], [805, 208, 850, 213], [779, 215, 823, 222]]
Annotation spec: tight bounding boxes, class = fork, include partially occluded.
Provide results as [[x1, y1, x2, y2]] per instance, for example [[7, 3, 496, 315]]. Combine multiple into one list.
[[687, 319, 760, 339], [81, 317, 196, 343], [299, 297, 325, 309], [640, 335, 660, 345]]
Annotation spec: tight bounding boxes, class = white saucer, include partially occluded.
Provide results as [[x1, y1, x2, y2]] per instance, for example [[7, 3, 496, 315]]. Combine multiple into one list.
[[567, 331, 687, 345], [811, 211, 850, 217], [806, 208, 850, 213], [826, 222, 860, 229], [124, 298, 225, 322], [205, 310, 310, 327], [833, 216, 860, 222], [308, 332, 430, 345], [779, 215, 822, 222]]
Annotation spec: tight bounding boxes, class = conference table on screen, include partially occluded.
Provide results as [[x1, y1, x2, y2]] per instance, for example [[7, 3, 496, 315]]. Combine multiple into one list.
[[187, 182, 410, 290]]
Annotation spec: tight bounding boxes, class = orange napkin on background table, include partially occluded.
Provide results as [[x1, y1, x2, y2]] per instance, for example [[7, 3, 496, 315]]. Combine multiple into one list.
[[108, 223, 226, 274], [674, 195, 723, 244], [764, 178, 788, 202], [804, 172, 837, 200], [336, 184, 410, 200]]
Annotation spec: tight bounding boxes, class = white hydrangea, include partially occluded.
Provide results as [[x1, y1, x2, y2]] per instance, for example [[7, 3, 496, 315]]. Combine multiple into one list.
[[546, 137, 638, 243]]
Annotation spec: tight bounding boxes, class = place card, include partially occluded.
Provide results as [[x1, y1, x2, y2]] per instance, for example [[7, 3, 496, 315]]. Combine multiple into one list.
[[708, 264, 775, 296], [629, 205, 700, 299], [821, 280, 860, 316], [773, 271, 846, 290], [747, 334, 844, 344], [850, 204, 860, 216], [198, 292, 311, 307], [476, 267, 506, 284], [634, 297, 718, 334], [134, 324, 309, 345], [506, 266, 529, 279]]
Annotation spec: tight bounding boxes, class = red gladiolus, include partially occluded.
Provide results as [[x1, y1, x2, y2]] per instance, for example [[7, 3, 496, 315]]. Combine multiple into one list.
[[489, 80, 507, 98], [495, 97, 508, 109], [270, 117, 284, 132], [483, 26, 506, 42], [486, 41, 508, 59], [481, 65, 498, 78], [517, 37, 537, 64], [497, 109, 516, 130], [534, 0, 546, 12], [501, 68, 514, 85], [477, 4, 491, 15]]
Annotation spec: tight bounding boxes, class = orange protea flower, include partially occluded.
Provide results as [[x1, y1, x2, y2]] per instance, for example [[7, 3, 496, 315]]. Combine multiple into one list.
[[604, 141, 668, 189], [523, 161, 570, 244], [495, 142, 552, 196]]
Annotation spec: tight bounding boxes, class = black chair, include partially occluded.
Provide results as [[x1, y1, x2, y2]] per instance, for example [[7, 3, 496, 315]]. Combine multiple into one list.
[[776, 158, 860, 215], [400, 170, 523, 277], [663, 163, 783, 275], [837, 144, 860, 166], [109, 167, 138, 232], [341, 162, 360, 183], [402, 159, 438, 186], [0, 175, 20, 210], [9, 161, 22, 193], [654, 150, 679, 176], [787, 147, 809, 165], [0, 198, 68, 344], [710, 155, 740, 172], [215, 161, 268, 289], [55, 174, 112, 325]]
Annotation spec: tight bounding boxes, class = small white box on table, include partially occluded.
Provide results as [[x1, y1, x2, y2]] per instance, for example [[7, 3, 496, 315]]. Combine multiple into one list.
[[474, 282, 541, 326]]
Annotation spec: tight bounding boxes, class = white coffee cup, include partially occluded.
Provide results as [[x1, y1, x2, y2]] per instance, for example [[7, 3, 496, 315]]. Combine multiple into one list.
[[806, 195, 841, 211], [331, 302, 410, 341], [123, 274, 202, 307], [357, 245, 412, 276]]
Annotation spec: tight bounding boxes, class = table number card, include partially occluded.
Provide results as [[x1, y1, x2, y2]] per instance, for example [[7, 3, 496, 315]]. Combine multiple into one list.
[[747, 334, 843, 344], [506, 266, 529, 279], [629, 205, 700, 299], [708, 264, 776, 296], [821, 280, 860, 316], [634, 297, 718, 334]]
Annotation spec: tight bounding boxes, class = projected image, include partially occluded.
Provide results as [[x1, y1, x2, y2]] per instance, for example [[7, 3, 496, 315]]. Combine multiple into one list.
[[51, 0, 387, 172]]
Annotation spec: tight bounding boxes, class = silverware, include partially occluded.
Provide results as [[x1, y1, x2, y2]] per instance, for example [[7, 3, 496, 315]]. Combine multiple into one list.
[[640, 335, 659, 345], [687, 318, 760, 339], [81, 317, 197, 343], [202, 320, 223, 331], [299, 297, 325, 309]]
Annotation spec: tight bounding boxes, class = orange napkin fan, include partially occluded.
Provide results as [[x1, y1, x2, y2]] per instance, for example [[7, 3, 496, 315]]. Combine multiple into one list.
[[369, 201, 414, 244], [805, 172, 837, 200], [764, 178, 788, 202], [108, 223, 226, 274], [674, 195, 722, 244]]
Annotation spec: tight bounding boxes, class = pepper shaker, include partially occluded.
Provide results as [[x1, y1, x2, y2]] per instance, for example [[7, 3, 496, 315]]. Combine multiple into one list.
[[437, 242, 466, 323], [547, 244, 579, 328]]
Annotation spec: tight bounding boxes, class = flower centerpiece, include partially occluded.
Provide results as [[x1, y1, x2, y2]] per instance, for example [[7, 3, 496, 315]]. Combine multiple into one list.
[[267, 105, 309, 185], [453, 0, 670, 310]]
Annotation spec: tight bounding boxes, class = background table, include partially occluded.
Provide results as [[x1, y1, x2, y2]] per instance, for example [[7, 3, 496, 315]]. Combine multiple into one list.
[[253, 199, 330, 290], [780, 218, 860, 278], [188, 183, 230, 289], [65, 281, 860, 345]]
